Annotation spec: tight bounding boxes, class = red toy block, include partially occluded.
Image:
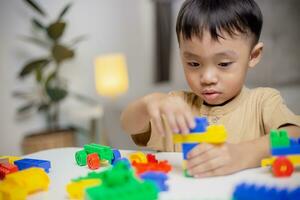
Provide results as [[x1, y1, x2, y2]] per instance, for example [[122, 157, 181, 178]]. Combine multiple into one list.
[[147, 154, 158, 163], [132, 160, 172, 175], [0, 163, 18, 179], [272, 156, 294, 177], [87, 153, 100, 170]]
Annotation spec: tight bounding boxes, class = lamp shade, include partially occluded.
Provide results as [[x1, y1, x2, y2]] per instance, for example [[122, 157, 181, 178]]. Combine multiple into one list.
[[94, 54, 129, 97]]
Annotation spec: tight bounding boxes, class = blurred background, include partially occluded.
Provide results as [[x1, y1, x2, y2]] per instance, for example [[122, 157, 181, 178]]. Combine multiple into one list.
[[0, 0, 299, 155]]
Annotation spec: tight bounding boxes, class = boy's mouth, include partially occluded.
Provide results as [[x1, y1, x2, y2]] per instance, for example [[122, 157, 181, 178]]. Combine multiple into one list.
[[201, 90, 221, 101]]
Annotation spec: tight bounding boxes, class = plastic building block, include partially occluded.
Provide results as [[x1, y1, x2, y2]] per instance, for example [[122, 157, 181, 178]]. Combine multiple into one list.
[[66, 179, 101, 199], [140, 171, 169, 191], [271, 138, 300, 155], [173, 124, 227, 144], [132, 160, 172, 175], [147, 154, 158, 163], [113, 157, 131, 168], [191, 117, 208, 132], [0, 163, 18, 180], [0, 167, 49, 200], [129, 152, 148, 164], [75, 144, 114, 167], [111, 148, 121, 165], [270, 129, 290, 148], [84, 144, 113, 162], [232, 182, 300, 200], [261, 129, 300, 177], [182, 143, 198, 160], [75, 150, 88, 166], [0, 156, 21, 164], [87, 153, 100, 170], [14, 158, 51, 173]]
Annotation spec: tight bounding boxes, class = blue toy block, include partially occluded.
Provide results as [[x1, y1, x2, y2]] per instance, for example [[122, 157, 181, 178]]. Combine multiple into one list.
[[113, 157, 131, 168], [140, 171, 169, 192], [182, 143, 198, 160], [190, 117, 208, 133], [14, 158, 51, 173], [232, 183, 300, 200], [271, 138, 300, 156], [111, 149, 121, 165]]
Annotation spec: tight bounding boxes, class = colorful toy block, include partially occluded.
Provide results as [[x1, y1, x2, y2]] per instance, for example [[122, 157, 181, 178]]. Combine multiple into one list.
[[232, 182, 300, 200], [14, 158, 51, 173], [0, 156, 21, 164], [140, 171, 169, 192], [0, 163, 18, 180], [132, 160, 172, 175], [66, 179, 101, 199], [0, 167, 50, 200], [147, 154, 158, 163], [112, 157, 131, 168], [261, 129, 300, 177], [173, 117, 228, 177], [129, 151, 148, 164], [75, 144, 114, 167], [87, 153, 100, 170], [111, 148, 121, 165]]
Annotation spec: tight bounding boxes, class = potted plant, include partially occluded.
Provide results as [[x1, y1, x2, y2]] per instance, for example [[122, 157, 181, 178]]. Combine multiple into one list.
[[14, 0, 88, 154]]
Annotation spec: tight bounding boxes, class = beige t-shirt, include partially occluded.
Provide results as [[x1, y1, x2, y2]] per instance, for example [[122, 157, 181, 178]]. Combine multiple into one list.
[[131, 87, 300, 152]]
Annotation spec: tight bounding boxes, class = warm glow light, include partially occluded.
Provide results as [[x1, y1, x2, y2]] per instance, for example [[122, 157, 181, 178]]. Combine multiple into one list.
[[94, 54, 129, 97]]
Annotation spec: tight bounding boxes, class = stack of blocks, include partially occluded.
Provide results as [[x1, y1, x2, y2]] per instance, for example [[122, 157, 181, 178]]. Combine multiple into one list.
[[173, 117, 228, 177]]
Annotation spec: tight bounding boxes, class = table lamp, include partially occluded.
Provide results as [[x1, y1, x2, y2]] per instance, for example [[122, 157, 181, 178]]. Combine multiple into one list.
[[94, 53, 129, 145], [94, 53, 129, 98]]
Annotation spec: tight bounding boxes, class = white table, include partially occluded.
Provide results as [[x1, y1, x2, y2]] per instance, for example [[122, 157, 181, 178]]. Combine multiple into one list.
[[22, 147, 300, 200]]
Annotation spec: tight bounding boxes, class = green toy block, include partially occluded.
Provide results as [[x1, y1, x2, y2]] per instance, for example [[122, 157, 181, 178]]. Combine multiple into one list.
[[84, 144, 114, 162], [184, 169, 192, 177], [85, 180, 158, 200], [75, 150, 88, 166], [270, 129, 290, 148]]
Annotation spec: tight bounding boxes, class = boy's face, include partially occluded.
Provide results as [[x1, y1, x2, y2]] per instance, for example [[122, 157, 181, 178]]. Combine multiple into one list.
[[179, 31, 261, 105]]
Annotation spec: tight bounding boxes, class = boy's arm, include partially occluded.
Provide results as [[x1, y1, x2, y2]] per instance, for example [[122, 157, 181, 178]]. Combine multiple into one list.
[[120, 93, 167, 135]]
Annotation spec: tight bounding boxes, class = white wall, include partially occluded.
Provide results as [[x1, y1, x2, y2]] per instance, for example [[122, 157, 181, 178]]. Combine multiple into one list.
[[0, 0, 155, 155]]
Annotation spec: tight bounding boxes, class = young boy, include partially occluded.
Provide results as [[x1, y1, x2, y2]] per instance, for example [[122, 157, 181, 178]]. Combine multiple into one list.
[[121, 0, 300, 178]]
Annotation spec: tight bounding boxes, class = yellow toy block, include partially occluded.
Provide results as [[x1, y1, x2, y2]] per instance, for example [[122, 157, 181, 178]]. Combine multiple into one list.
[[129, 152, 147, 163], [66, 179, 101, 199], [0, 156, 21, 164], [0, 167, 50, 200], [173, 125, 227, 144], [261, 155, 300, 167]]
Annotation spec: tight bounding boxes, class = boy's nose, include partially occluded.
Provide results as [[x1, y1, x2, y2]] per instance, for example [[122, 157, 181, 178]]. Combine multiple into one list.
[[200, 68, 218, 85]]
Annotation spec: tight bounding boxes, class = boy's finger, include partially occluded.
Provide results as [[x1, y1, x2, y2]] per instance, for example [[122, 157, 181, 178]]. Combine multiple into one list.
[[186, 147, 219, 169], [185, 112, 195, 129], [188, 156, 224, 176], [166, 114, 179, 133], [187, 143, 214, 159], [176, 115, 189, 134], [151, 110, 165, 135], [194, 166, 225, 178]]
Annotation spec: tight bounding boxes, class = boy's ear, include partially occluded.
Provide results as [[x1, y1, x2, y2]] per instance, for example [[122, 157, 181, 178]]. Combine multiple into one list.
[[248, 42, 264, 68]]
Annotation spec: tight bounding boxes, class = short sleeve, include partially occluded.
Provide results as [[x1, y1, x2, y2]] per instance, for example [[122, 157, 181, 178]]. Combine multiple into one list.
[[262, 88, 300, 132]]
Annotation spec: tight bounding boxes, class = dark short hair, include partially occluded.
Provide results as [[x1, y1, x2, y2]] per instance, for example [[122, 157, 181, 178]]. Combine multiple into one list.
[[176, 0, 263, 45]]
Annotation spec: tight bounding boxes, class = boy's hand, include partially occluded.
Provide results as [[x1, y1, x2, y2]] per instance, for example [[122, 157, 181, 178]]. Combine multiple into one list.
[[143, 93, 195, 135], [186, 143, 245, 177]]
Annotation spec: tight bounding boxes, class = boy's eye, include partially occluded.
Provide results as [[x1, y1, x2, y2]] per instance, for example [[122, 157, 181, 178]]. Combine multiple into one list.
[[218, 62, 233, 67], [187, 62, 200, 67]]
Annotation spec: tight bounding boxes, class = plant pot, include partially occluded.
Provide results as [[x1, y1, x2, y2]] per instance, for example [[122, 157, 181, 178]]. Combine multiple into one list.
[[22, 129, 76, 154]]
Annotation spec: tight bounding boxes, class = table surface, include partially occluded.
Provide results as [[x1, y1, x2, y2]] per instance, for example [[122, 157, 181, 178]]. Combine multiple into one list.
[[19, 147, 300, 200]]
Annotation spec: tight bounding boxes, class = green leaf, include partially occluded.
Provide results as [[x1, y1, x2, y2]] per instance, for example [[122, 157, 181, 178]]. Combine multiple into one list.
[[17, 103, 34, 114], [47, 21, 66, 41], [58, 3, 72, 21], [19, 35, 50, 49], [52, 44, 74, 63], [24, 0, 46, 16], [32, 18, 45, 30], [46, 87, 68, 102], [19, 58, 50, 78]]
